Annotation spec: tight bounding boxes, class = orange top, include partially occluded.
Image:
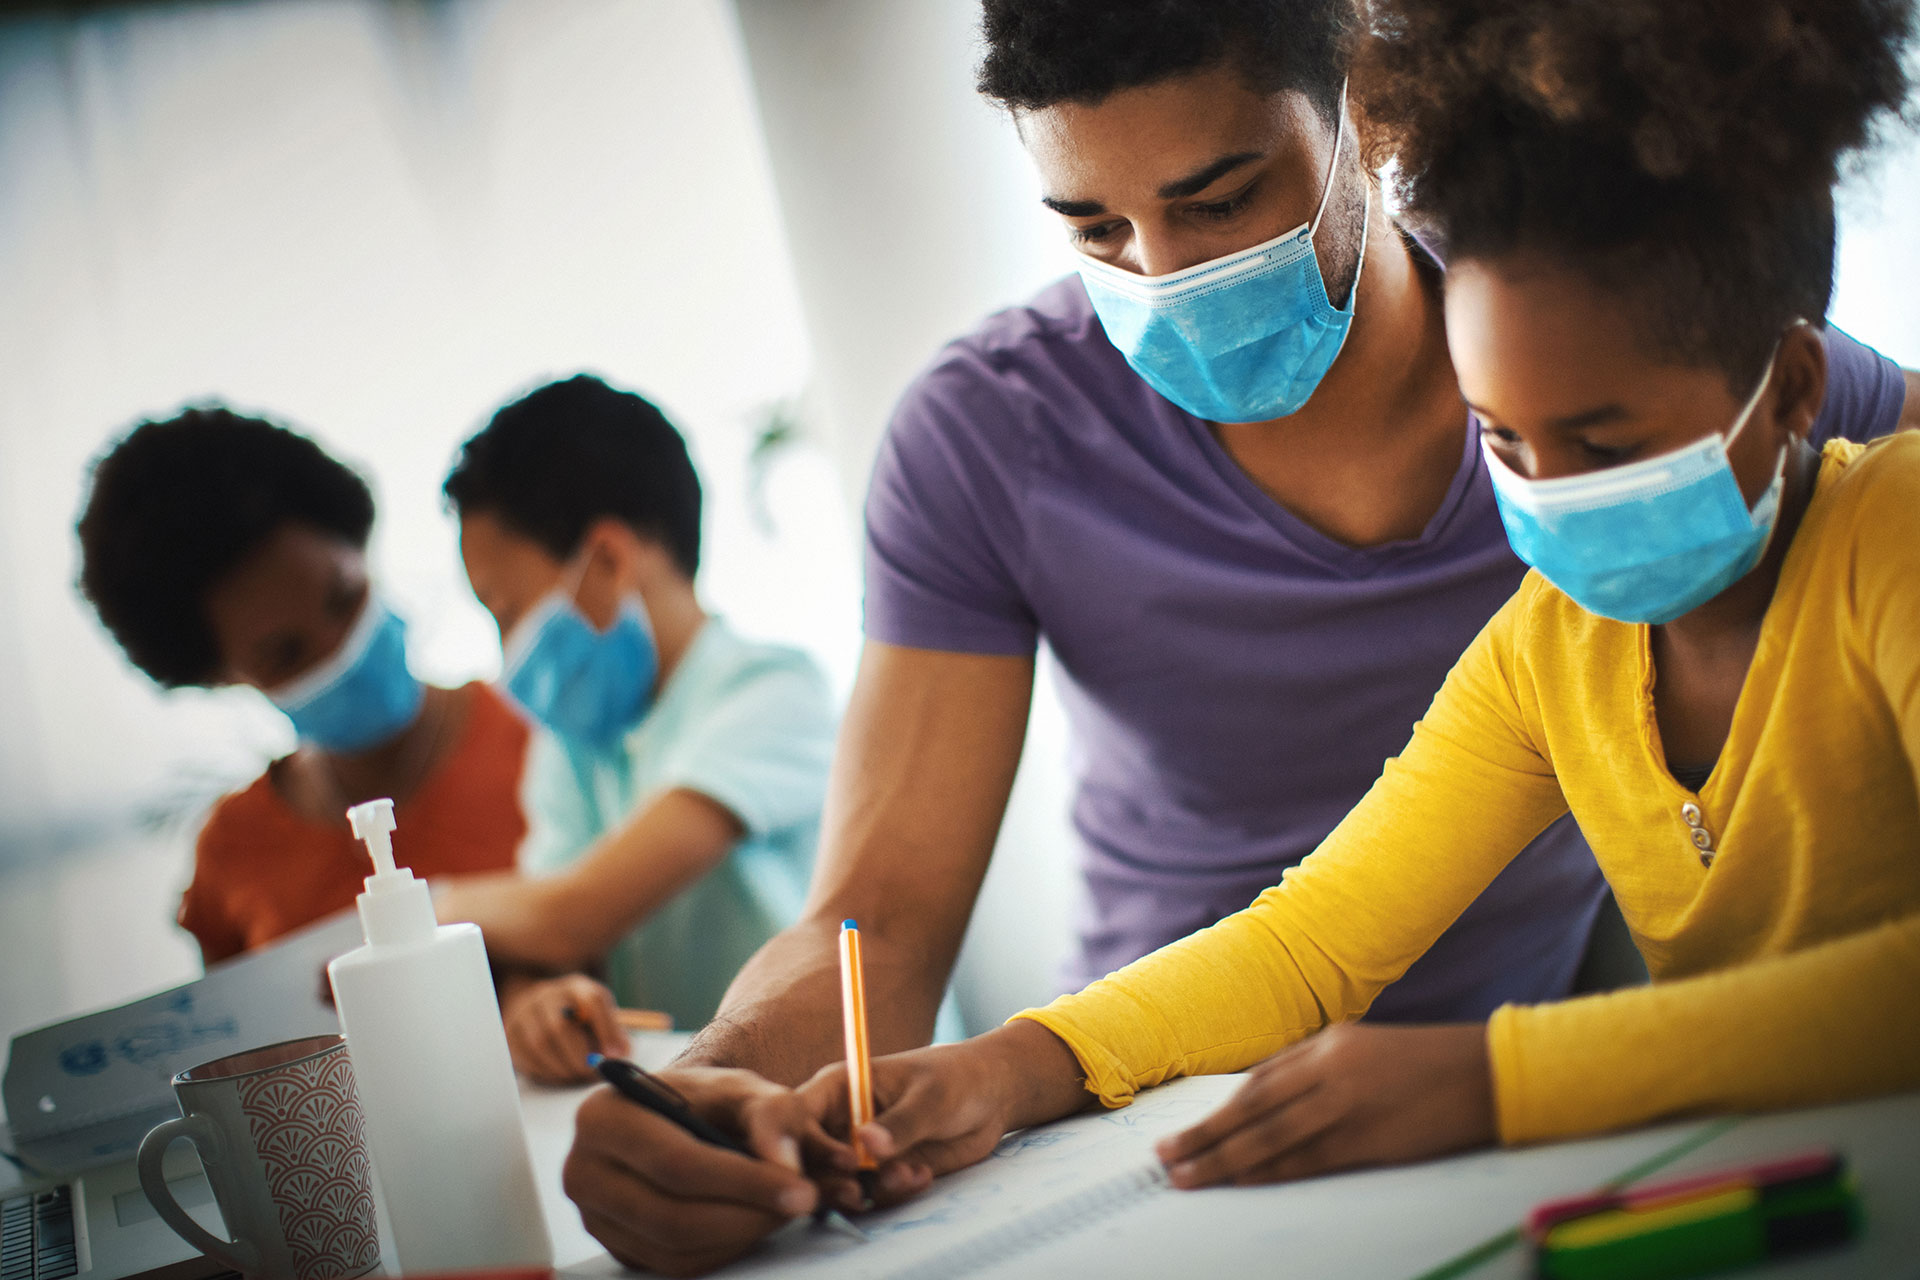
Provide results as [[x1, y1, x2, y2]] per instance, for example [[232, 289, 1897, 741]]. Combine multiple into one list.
[[179, 682, 530, 965]]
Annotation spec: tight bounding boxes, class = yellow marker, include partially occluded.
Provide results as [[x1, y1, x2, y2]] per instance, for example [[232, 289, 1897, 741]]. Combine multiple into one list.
[[1545, 1186, 1760, 1250]]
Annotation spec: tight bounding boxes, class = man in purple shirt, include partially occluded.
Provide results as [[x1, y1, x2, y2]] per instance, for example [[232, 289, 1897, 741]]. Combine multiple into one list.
[[563, 3, 1916, 1271]]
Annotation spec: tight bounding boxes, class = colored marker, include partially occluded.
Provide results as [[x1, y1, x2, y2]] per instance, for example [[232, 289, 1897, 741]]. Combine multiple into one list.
[[1527, 1150, 1842, 1239], [1529, 1148, 1859, 1280]]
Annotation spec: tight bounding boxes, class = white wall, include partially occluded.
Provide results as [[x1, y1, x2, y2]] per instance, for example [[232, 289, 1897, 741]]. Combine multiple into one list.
[[0, 0, 859, 857], [0, 0, 861, 1037], [1833, 122, 1920, 365], [732, 0, 1086, 1031], [731, 0, 1078, 497]]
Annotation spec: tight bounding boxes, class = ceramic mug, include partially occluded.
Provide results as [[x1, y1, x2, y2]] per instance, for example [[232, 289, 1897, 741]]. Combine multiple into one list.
[[136, 1034, 380, 1280]]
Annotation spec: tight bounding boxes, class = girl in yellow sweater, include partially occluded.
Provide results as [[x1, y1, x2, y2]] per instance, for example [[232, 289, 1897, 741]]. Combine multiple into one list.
[[798, 0, 1920, 1199]]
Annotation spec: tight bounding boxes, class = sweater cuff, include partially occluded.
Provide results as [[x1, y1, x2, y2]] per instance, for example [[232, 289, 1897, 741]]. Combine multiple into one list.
[[1487, 1003, 1537, 1143], [1009, 1009, 1139, 1110]]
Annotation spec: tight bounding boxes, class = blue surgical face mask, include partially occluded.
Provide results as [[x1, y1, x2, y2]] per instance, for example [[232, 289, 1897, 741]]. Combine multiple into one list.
[[1483, 346, 1789, 625], [1074, 84, 1368, 424], [267, 596, 424, 753], [500, 561, 658, 751]]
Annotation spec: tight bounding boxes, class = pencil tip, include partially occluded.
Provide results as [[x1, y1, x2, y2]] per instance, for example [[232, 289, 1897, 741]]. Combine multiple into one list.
[[842, 918, 857, 930]]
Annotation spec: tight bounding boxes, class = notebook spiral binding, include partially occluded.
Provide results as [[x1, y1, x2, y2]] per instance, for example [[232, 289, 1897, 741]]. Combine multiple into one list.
[[878, 1161, 1172, 1280]]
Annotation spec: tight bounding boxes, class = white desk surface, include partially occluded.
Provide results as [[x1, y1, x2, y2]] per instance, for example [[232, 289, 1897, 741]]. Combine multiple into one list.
[[526, 1035, 1920, 1280]]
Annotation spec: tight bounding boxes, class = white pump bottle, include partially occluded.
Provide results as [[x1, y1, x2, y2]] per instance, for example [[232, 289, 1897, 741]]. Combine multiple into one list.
[[327, 799, 552, 1273]]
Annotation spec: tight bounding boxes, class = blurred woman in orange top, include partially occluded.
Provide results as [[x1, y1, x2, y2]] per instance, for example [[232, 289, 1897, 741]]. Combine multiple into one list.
[[77, 406, 529, 965]]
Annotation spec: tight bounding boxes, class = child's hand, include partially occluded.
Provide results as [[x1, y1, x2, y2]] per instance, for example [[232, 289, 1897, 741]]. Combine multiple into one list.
[[798, 1020, 1092, 1209], [502, 972, 630, 1084], [1154, 1022, 1496, 1188]]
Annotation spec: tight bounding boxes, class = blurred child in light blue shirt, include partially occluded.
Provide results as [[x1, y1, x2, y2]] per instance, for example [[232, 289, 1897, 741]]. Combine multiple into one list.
[[433, 374, 835, 1080]]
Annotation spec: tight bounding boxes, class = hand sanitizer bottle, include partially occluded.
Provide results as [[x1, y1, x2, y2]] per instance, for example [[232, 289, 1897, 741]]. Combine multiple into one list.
[[327, 799, 552, 1272]]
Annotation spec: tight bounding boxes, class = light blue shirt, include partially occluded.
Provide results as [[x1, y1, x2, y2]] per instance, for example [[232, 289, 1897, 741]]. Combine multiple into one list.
[[518, 617, 835, 1029]]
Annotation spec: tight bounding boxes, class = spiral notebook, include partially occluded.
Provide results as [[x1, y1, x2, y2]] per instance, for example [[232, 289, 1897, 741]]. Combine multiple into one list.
[[712, 1073, 1243, 1280]]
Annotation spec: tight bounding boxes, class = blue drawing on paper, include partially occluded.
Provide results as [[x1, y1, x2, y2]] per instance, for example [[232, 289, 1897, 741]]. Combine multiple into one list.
[[58, 1042, 109, 1077], [116, 1019, 238, 1067]]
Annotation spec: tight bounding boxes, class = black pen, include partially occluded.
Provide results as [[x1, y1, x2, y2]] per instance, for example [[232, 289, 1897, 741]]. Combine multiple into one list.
[[588, 1053, 871, 1243]]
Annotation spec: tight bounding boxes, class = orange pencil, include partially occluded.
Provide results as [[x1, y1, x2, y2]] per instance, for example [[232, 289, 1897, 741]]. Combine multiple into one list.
[[837, 918, 877, 1173], [613, 1007, 674, 1033]]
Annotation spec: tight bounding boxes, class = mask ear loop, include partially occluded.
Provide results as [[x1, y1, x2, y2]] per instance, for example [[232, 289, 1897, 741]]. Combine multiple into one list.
[[267, 591, 388, 711], [1307, 80, 1348, 237], [559, 545, 597, 610], [500, 545, 601, 673], [560, 538, 645, 640], [1723, 321, 1807, 482], [1307, 79, 1369, 311], [1724, 339, 1783, 449], [1728, 320, 1811, 552]]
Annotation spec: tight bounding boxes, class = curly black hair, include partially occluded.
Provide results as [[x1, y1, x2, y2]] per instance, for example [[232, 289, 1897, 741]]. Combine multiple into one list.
[[76, 406, 376, 689], [1352, 0, 1915, 387], [978, 0, 1352, 122], [444, 374, 702, 579]]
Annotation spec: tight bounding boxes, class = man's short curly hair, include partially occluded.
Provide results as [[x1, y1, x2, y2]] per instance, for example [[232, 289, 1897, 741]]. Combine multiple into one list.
[[1352, 0, 1915, 388], [444, 374, 702, 579], [978, 0, 1352, 122], [77, 407, 376, 688]]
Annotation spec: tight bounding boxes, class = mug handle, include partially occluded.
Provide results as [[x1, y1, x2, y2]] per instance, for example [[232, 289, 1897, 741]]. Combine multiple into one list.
[[136, 1115, 260, 1276]]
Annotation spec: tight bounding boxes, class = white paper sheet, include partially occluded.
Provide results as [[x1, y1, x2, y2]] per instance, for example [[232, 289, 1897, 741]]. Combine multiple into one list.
[[658, 1074, 1718, 1280], [706, 1074, 1243, 1279], [546, 1070, 1920, 1280]]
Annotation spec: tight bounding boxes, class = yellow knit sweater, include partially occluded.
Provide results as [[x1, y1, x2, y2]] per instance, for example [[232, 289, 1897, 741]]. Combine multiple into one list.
[[1021, 436, 1920, 1144]]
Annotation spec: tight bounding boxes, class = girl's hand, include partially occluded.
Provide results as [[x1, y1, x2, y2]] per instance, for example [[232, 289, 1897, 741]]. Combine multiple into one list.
[[1154, 1022, 1496, 1187], [797, 1019, 1092, 1209]]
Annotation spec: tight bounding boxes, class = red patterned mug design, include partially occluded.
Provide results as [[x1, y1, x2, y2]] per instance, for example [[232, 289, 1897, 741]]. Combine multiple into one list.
[[235, 1049, 380, 1278]]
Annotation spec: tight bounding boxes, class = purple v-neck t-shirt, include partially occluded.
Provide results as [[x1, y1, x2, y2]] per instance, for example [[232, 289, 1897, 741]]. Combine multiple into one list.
[[864, 273, 1906, 1017]]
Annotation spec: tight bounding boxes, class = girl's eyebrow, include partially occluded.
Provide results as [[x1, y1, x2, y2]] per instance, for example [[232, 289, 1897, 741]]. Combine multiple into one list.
[[1462, 399, 1633, 431]]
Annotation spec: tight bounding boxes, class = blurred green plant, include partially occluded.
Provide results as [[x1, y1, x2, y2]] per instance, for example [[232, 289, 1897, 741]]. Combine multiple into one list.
[[746, 397, 804, 534]]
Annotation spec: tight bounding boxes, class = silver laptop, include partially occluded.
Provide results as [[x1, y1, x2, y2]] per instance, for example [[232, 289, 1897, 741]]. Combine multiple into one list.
[[1, 1139, 231, 1280], [2, 913, 363, 1280]]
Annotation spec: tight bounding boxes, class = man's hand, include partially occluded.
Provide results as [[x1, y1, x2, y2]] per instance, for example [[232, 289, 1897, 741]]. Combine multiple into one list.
[[1153, 1022, 1496, 1187], [562, 1068, 848, 1277], [797, 1020, 1093, 1208], [501, 973, 628, 1085]]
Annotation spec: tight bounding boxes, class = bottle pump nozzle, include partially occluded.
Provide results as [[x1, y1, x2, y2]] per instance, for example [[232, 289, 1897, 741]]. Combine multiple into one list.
[[348, 799, 399, 876], [346, 797, 436, 945]]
